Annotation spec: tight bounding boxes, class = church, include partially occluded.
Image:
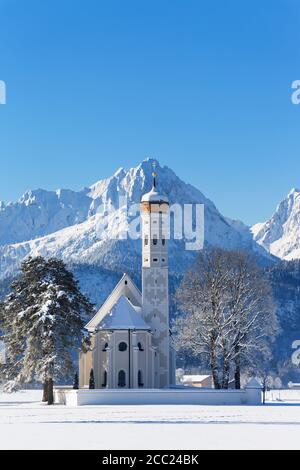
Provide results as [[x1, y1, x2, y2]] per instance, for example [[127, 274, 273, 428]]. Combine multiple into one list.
[[79, 168, 176, 389]]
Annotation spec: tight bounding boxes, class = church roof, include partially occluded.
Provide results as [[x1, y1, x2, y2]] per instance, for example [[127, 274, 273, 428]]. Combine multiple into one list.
[[97, 295, 151, 331], [141, 186, 169, 203], [85, 273, 142, 332]]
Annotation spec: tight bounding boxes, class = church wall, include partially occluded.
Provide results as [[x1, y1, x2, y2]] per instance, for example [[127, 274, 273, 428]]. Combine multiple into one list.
[[79, 335, 94, 388], [93, 331, 110, 388], [80, 329, 155, 389], [131, 331, 153, 388], [169, 346, 176, 386], [110, 330, 132, 388]]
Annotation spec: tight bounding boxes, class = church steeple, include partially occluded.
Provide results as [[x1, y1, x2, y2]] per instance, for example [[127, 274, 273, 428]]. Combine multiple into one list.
[[141, 160, 168, 204], [140, 159, 170, 388]]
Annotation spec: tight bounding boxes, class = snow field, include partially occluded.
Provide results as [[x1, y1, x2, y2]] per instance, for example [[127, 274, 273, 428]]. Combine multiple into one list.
[[0, 390, 299, 450]]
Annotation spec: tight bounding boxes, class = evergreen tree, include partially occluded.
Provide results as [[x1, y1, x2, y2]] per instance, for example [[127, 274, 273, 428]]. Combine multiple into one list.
[[89, 368, 95, 389], [0, 256, 93, 403], [73, 372, 79, 390]]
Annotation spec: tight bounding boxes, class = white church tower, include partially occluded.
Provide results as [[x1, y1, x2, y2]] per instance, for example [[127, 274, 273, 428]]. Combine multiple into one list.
[[140, 162, 170, 388]]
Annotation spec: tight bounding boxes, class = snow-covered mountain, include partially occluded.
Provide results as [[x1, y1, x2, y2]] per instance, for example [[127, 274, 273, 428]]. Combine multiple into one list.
[[0, 159, 270, 293], [252, 189, 300, 260], [0, 188, 92, 246]]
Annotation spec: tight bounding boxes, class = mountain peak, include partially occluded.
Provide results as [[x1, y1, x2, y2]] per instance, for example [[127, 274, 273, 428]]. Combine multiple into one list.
[[288, 187, 300, 198], [252, 188, 300, 260]]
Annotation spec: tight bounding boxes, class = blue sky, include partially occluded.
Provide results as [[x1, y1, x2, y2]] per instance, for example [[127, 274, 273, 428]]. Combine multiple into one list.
[[0, 0, 299, 225]]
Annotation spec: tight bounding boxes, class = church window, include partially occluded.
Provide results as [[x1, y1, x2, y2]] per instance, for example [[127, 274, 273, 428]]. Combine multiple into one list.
[[125, 280, 128, 285], [118, 370, 126, 388], [144, 236, 149, 246], [162, 236, 166, 246], [153, 258, 158, 262], [102, 342, 108, 352], [137, 342, 144, 351], [118, 342, 127, 352], [153, 235, 158, 245], [102, 370, 107, 387], [138, 370, 144, 388]]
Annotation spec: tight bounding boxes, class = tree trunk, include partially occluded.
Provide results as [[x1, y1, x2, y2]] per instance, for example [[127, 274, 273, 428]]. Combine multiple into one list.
[[47, 378, 54, 405], [210, 345, 220, 389], [222, 359, 230, 389], [234, 349, 241, 389], [42, 380, 49, 402]]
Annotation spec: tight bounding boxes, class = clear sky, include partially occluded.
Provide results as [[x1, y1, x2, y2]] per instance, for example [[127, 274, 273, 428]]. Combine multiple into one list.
[[0, 0, 299, 225]]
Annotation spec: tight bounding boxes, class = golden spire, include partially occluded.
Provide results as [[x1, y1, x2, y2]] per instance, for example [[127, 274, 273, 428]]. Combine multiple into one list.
[[152, 161, 157, 188]]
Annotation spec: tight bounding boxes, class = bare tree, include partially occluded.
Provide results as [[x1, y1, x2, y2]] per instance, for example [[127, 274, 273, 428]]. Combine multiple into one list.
[[174, 249, 278, 389], [224, 251, 278, 388]]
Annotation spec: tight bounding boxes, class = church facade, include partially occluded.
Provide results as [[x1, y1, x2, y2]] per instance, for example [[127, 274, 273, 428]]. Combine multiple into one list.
[[79, 176, 176, 389]]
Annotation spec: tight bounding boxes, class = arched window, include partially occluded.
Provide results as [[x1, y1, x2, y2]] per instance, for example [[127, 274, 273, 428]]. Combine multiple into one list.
[[102, 342, 108, 352], [102, 370, 107, 388], [153, 235, 158, 245], [118, 370, 126, 388], [137, 342, 144, 351], [118, 342, 127, 352], [138, 370, 144, 388], [144, 236, 149, 246], [162, 236, 166, 246]]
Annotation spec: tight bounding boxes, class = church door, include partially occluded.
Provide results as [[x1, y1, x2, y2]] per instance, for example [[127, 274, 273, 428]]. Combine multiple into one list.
[[118, 370, 126, 388]]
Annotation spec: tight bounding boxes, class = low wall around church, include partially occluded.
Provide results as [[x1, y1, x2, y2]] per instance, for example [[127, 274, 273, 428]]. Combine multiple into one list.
[[54, 383, 262, 407]]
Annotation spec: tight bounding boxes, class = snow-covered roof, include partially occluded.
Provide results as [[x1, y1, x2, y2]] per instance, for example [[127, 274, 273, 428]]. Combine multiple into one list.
[[85, 273, 142, 332], [182, 375, 211, 383], [141, 186, 169, 203], [246, 378, 262, 389], [97, 295, 151, 331]]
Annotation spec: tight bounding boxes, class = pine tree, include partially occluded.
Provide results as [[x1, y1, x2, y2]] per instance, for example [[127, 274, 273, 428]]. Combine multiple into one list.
[[73, 372, 79, 390], [1, 256, 93, 402], [89, 368, 95, 389]]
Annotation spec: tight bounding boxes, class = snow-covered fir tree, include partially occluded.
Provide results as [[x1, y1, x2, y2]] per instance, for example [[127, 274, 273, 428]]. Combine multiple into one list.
[[0, 256, 94, 404]]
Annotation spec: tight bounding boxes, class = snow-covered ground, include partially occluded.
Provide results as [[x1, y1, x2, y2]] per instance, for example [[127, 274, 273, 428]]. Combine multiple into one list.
[[0, 390, 300, 450]]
